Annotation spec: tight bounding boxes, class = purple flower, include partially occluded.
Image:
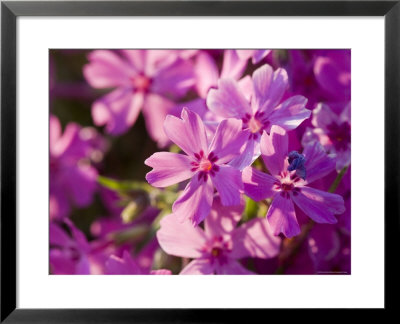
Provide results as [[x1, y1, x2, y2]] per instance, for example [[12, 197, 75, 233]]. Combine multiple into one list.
[[145, 108, 248, 226], [242, 126, 345, 238], [83, 50, 195, 146], [157, 196, 281, 274], [302, 103, 351, 171], [207, 64, 310, 169], [50, 115, 98, 220]]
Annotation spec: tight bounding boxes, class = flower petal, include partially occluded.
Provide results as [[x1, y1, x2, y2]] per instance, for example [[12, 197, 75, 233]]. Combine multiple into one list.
[[180, 259, 214, 275], [50, 115, 61, 150], [208, 118, 247, 164], [229, 136, 259, 170], [63, 164, 98, 207], [311, 103, 340, 130], [172, 176, 214, 226], [303, 141, 336, 184], [164, 108, 209, 157], [314, 55, 351, 101], [145, 152, 194, 187], [251, 50, 271, 64], [152, 58, 195, 98], [267, 95, 310, 131], [151, 269, 172, 275], [231, 218, 281, 259], [83, 50, 134, 88], [215, 260, 254, 274], [260, 126, 288, 176], [204, 195, 244, 238], [157, 214, 207, 258], [252, 65, 288, 115], [142, 94, 175, 147], [211, 165, 243, 206], [120, 49, 146, 74], [105, 251, 143, 275], [220, 50, 247, 80], [195, 52, 219, 98], [92, 88, 143, 135], [207, 78, 252, 118], [242, 166, 276, 201], [266, 193, 300, 238], [291, 186, 344, 224]]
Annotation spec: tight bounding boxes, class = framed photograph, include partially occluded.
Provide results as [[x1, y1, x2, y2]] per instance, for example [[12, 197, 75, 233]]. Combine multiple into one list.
[[1, 0, 398, 321]]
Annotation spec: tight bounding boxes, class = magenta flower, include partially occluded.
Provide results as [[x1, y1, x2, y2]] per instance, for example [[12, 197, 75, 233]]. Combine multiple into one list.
[[302, 103, 351, 171], [157, 196, 281, 274], [242, 126, 345, 238], [105, 251, 171, 275], [84, 50, 195, 146], [145, 108, 248, 226], [50, 115, 98, 220], [207, 64, 310, 169]]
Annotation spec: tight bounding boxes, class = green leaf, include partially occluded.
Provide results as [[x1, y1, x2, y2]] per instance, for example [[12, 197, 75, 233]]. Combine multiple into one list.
[[243, 197, 259, 222]]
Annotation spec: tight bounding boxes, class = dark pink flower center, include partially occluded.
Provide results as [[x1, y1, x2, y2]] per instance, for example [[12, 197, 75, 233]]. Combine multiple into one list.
[[191, 150, 219, 181], [242, 111, 270, 140], [202, 236, 232, 266], [131, 74, 151, 92], [274, 171, 302, 199]]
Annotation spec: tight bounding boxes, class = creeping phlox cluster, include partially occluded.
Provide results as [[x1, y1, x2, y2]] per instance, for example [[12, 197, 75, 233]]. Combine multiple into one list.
[[50, 49, 351, 275]]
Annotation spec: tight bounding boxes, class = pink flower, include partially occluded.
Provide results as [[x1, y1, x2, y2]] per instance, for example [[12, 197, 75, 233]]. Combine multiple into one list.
[[50, 115, 98, 220], [207, 64, 310, 169], [243, 126, 345, 238], [157, 196, 281, 274], [302, 103, 351, 171], [145, 108, 248, 226], [83, 50, 195, 146]]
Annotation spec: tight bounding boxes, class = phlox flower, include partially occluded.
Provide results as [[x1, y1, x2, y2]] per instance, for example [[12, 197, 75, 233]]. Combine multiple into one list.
[[50, 115, 98, 220], [145, 108, 248, 226], [302, 103, 351, 171], [105, 251, 171, 275], [207, 63, 310, 169], [157, 196, 281, 274], [84, 50, 195, 146], [242, 126, 345, 238]]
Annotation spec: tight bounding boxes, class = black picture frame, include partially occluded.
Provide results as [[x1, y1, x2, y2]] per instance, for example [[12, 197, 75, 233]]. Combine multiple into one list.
[[1, 0, 399, 322]]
